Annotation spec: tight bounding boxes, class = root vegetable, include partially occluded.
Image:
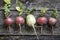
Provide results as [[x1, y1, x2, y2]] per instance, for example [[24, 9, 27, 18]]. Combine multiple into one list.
[[26, 14, 36, 26], [37, 8, 47, 33], [5, 17, 13, 26], [37, 17, 47, 25], [48, 17, 57, 25], [48, 9, 58, 34], [16, 16, 25, 25]]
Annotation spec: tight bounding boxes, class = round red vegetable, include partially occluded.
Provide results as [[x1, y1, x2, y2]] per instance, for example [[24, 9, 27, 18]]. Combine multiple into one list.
[[15, 16, 25, 25], [5, 17, 13, 26], [48, 17, 57, 25], [37, 17, 47, 25]]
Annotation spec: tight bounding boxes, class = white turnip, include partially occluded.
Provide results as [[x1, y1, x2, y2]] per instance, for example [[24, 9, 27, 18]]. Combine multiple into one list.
[[26, 14, 36, 26], [26, 14, 39, 40]]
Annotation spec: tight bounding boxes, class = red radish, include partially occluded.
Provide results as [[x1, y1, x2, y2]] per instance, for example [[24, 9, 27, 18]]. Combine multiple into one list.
[[37, 8, 47, 33], [48, 17, 57, 34], [48, 17, 57, 25], [48, 9, 58, 34], [4, 17, 13, 33], [15, 5, 24, 25], [37, 17, 47, 25], [5, 17, 13, 26], [15, 16, 25, 25], [4, 0, 12, 33], [15, 16, 25, 34], [37, 17, 47, 33], [15, 1, 24, 34]]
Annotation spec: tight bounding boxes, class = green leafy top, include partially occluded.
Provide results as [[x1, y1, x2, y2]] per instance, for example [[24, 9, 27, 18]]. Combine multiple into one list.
[[52, 9, 58, 18], [4, 0, 11, 17], [4, 0, 11, 4], [26, 8, 36, 15], [16, 0, 24, 16], [25, 9, 31, 15], [16, 0, 23, 8], [40, 8, 47, 16]]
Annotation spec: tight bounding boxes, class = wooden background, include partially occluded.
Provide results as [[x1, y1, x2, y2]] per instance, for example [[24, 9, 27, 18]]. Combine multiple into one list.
[[0, 0, 60, 40]]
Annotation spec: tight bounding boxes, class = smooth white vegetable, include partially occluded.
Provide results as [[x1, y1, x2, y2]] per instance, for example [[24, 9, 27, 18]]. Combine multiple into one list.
[[26, 14, 36, 26]]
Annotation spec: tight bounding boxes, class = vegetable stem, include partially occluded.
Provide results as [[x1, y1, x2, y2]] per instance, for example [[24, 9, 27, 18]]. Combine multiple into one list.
[[52, 9, 58, 18], [19, 24, 21, 32], [41, 26, 43, 34], [8, 26, 11, 33], [16, 0, 24, 16], [26, 8, 35, 15], [4, 0, 11, 17], [26, 10, 30, 15], [19, 24, 23, 35], [40, 8, 47, 16], [32, 24, 39, 40]]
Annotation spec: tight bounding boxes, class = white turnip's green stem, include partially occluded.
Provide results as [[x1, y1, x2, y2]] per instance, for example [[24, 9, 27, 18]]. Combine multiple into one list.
[[32, 24, 39, 40]]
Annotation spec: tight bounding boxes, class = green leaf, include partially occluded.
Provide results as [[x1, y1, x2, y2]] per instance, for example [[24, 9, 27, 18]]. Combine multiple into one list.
[[4, 0, 11, 4], [41, 8, 47, 14], [16, 0, 23, 9], [40, 8, 47, 16], [19, 10, 23, 15], [52, 9, 58, 18], [25, 10, 30, 15], [16, 6, 23, 15], [4, 4, 10, 16], [16, 0, 24, 16], [16, 0, 23, 7], [16, 6, 20, 12]]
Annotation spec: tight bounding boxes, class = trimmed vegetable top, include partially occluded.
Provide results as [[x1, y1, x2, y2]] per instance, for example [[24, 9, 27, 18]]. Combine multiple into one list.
[[40, 8, 47, 16], [52, 9, 58, 18], [16, 0, 24, 16], [4, 0, 11, 4], [4, 0, 11, 17]]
